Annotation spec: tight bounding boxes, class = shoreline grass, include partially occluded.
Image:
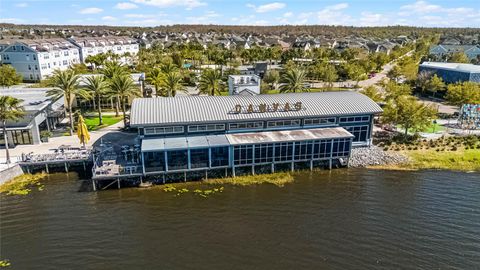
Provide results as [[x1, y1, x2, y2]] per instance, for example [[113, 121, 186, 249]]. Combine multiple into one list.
[[0, 173, 48, 195], [204, 172, 294, 187], [370, 148, 480, 172]]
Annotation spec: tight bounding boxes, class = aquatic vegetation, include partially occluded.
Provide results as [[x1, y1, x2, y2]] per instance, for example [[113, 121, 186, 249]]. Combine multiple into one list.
[[0, 173, 47, 196], [205, 172, 294, 187], [162, 185, 224, 198], [0, 259, 11, 267]]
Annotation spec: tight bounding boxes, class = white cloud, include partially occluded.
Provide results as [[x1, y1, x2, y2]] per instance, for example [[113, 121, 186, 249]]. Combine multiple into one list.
[[400, 1, 442, 14], [15, 3, 28, 8], [186, 11, 220, 24], [0, 18, 26, 23], [358, 12, 389, 26], [125, 14, 158, 18], [79, 7, 103, 14], [247, 2, 286, 13], [132, 0, 206, 10], [317, 3, 351, 25], [283, 12, 293, 18], [102, 16, 117, 21], [115, 2, 138, 10]]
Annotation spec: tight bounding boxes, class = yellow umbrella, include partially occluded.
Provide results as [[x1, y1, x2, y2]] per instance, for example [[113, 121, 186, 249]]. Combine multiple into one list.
[[77, 115, 90, 147]]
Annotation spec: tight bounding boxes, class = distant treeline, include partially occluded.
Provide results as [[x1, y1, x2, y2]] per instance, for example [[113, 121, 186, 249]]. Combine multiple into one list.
[[1, 23, 480, 39]]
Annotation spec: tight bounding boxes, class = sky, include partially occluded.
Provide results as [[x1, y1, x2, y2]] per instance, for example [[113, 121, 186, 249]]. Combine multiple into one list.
[[1, 0, 480, 27]]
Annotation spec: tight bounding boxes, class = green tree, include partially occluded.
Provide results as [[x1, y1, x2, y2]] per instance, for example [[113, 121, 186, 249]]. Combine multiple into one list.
[[47, 69, 86, 136], [159, 70, 184, 97], [344, 63, 365, 87], [0, 96, 25, 163], [382, 95, 437, 136], [262, 70, 280, 90], [109, 75, 140, 127], [322, 65, 338, 89], [83, 75, 109, 126], [416, 70, 433, 93], [387, 65, 402, 82], [384, 81, 412, 101], [101, 61, 129, 116], [279, 68, 309, 93], [446, 82, 480, 106], [448, 52, 470, 63], [146, 68, 163, 97], [0, 65, 22, 87], [360, 86, 383, 103], [198, 69, 224, 96], [426, 74, 445, 98]]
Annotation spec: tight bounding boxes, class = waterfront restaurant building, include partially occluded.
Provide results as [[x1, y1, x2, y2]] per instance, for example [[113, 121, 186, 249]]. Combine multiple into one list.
[[130, 92, 382, 179]]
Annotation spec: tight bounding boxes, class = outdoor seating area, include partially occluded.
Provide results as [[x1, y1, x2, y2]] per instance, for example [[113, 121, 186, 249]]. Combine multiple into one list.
[[21, 146, 91, 163]]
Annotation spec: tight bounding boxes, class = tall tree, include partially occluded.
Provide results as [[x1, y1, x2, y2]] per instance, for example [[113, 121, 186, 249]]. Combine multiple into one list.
[[0, 96, 25, 164], [322, 64, 338, 89], [360, 86, 383, 103], [101, 61, 128, 116], [160, 70, 184, 97], [47, 69, 86, 136], [83, 75, 109, 126], [446, 82, 480, 106], [198, 69, 224, 96], [0, 65, 22, 88], [382, 95, 437, 136], [279, 68, 309, 93], [263, 70, 280, 90], [146, 68, 163, 97], [426, 74, 445, 98], [384, 81, 412, 101], [448, 52, 470, 63], [109, 75, 141, 127], [345, 63, 366, 87]]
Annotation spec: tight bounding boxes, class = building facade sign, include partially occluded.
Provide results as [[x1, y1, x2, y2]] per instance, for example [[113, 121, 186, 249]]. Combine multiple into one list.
[[232, 102, 303, 114]]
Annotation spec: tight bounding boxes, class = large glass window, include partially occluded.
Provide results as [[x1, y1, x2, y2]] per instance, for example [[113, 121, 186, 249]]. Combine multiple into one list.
[[229, 122, 263, 131], [167, 150, 188, 170], [304, 117, 336, 126], [254, 144, 274, 163], [267, 119, 301, 128], [190, 148, 209, 168], [211, 147, 229, 167], [188, 124, 225, 133], [345, 125, 369, 142], [339, 116, 370, 123], [233, 145, 253, 165], [294, 141, 313, 160], [144, 126, 184, 135], [274, 142, 293, 162], [332, 139, 351, 157], [144, 151, 165, 172]]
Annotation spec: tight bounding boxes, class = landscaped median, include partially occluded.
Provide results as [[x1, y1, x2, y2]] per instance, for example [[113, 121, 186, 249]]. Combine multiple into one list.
[[84, 115, 123, 131]]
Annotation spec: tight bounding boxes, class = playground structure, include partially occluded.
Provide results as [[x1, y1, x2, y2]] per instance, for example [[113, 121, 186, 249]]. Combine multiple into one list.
[[458, 104, 480, 130]]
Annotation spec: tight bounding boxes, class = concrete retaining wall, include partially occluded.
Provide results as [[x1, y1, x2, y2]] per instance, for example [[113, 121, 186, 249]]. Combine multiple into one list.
[[0, 164, 25, 186]]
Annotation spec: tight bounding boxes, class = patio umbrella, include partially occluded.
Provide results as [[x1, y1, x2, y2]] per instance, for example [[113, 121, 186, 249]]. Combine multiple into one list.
[[77, 115, 90, 147]]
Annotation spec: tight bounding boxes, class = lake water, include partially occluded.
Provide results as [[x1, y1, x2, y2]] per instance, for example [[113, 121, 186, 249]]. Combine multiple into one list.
[[1, 169, 479, 269]]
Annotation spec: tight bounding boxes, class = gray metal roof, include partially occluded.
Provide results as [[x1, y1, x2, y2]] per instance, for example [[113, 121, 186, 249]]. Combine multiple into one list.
[[226, 127, 353, 145], [142, 134, 231, 152], [141, 128, 352, 152], [131, 92, 382, 127]]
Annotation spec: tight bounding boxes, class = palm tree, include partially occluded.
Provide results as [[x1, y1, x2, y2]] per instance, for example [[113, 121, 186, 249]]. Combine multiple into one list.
[[0, 96, 25, 164], [84, 75, 109, 126], [109, 75, 141, 127], [198, 69, 224, 96], [160, 70, 184, 97], [279, 68, 309, 93], [47, 69, 86, 136], [101, 61, 128, 116], [146, 68, 163, 97]]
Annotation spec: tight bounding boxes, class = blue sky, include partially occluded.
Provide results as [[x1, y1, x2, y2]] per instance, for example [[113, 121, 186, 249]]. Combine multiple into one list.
[[1, 0, 479, 27]]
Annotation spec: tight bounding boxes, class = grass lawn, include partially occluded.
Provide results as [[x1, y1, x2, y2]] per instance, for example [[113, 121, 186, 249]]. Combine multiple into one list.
[[84, 115, 123, 131], [397, 122, 445, 134], [402, 148, 480, 171]]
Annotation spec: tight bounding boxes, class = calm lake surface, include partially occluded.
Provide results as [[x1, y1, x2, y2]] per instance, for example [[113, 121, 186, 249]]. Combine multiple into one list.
[[1, 169, 479, 270]]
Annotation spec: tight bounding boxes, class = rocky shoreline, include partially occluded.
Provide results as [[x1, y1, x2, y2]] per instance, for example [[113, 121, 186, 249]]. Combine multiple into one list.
[[349, 146, 409, 168]]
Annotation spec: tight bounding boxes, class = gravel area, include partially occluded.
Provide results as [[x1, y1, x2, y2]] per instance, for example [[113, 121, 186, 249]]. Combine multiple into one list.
[[349, 146, 409, 168]]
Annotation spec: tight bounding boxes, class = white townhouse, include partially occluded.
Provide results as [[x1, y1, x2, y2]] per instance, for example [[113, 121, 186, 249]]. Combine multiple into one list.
[[68, 36, 139, 65], [0, 38, 81, 81]]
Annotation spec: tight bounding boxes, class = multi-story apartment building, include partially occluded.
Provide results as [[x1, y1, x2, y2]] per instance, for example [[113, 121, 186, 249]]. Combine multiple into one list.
[[0, 38, 80, 81], [68, 36, 139, 64]]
